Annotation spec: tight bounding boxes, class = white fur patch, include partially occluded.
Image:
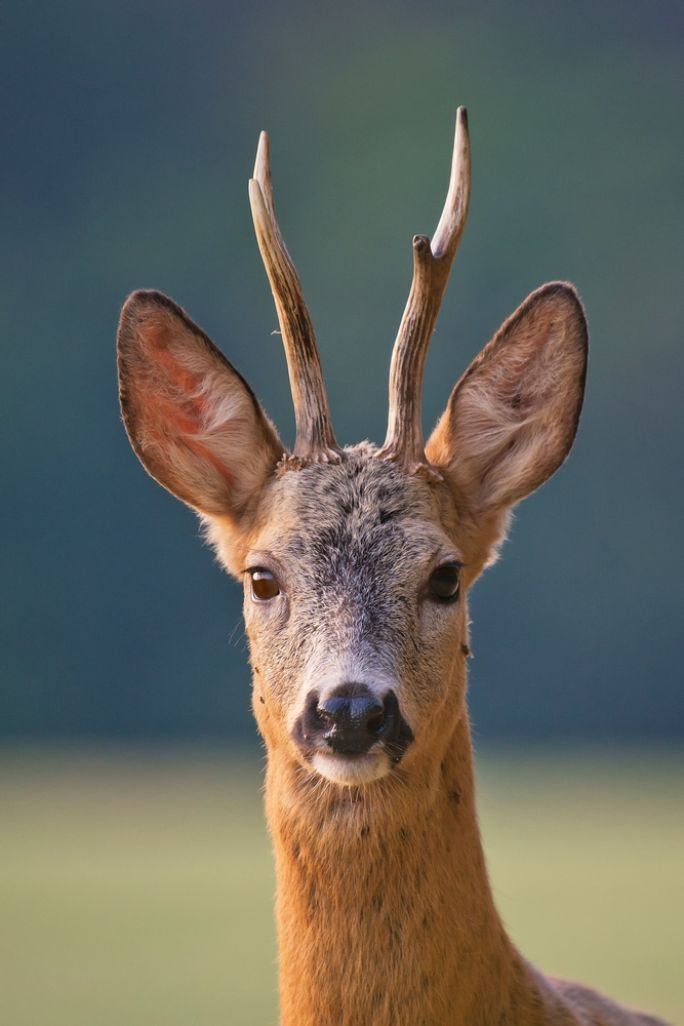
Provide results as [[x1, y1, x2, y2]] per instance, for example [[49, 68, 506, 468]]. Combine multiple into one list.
[[312, 749, 391, 786]]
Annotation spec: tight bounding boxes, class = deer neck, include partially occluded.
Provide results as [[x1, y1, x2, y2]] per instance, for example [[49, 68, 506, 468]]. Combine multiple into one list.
[[264, 713, 541, 1026]]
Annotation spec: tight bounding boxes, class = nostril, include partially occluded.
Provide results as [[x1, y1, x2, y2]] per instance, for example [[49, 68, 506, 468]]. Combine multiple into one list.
[[299, 691, 324, 742], [366, 708, 385, 735], [317, 704, 335, 726]]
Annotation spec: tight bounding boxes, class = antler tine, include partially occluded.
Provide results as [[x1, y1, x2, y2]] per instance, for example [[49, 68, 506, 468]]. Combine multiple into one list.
[[249, 132, 339, 463], [378, 107, 471, 474]]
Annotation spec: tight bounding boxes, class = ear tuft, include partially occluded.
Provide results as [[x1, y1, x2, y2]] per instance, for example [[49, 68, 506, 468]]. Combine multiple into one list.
[[426, 282, 588, 512], [117, 290, 284, 518]]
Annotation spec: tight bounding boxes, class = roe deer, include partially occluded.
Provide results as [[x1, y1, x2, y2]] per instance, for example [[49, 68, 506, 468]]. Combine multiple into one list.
[[117, 108, 669, 1026]]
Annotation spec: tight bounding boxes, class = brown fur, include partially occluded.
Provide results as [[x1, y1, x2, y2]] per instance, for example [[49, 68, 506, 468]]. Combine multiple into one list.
[[117, 230, 667, 1026]]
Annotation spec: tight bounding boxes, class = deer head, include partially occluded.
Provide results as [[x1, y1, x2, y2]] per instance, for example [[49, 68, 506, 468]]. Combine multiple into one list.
[[117, 109, 587, 792]]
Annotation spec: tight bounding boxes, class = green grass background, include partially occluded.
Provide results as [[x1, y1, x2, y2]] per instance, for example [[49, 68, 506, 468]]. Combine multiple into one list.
[[1, 749, 681, 1025]]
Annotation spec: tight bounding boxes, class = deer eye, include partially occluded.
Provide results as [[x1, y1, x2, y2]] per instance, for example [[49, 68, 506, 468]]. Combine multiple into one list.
[[428, 562, 461, 604], [249, 568, 281, 602]]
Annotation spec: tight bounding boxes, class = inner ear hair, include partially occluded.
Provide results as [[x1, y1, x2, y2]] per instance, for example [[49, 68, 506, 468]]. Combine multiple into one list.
[[117, 289, 284, 519], [426, 282, 588, 512]]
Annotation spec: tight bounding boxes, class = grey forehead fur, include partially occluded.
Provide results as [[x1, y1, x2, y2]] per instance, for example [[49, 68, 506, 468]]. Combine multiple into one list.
[[267, 443, 452, 653]]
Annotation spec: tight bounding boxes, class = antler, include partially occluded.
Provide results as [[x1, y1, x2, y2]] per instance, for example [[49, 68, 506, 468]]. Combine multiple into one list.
[[378, 107, 471, 474], [249, 133, 339, 463]]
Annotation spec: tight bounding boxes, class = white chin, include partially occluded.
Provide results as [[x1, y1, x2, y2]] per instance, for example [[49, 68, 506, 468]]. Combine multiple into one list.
[[312, 750, 391, 786]]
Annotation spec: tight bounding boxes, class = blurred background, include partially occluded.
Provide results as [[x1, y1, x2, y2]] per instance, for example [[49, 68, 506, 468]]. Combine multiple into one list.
[[2, 1, 682, 1023]]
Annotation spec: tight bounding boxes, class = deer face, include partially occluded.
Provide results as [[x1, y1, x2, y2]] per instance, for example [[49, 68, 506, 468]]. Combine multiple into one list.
[[235, 448, 475, 786], [117, 111, 587, 789]]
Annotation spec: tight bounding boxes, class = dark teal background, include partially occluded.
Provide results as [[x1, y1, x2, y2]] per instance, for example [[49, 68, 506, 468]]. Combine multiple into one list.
[[3, 0, 682, 741]]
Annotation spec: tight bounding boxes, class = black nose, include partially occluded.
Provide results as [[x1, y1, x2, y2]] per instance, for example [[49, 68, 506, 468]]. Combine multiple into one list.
[[298, 683, 390, 756], [319, 689, 385, 754]]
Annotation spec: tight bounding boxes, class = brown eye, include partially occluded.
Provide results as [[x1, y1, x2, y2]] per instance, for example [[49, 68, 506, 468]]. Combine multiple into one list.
[[428, 563, 461, 604], [249, 568, 281, 602]]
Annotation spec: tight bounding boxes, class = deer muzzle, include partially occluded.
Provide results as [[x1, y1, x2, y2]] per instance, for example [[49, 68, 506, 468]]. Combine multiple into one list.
[[293, 683, 413, 766]]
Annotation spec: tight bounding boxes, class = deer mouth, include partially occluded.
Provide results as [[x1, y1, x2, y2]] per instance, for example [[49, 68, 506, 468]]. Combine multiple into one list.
[[311, 749, 392, 785]]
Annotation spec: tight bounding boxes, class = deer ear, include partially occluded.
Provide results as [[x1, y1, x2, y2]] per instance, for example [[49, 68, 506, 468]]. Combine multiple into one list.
[[117, 290, 284, 519], [425, 283, 588, 513]]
